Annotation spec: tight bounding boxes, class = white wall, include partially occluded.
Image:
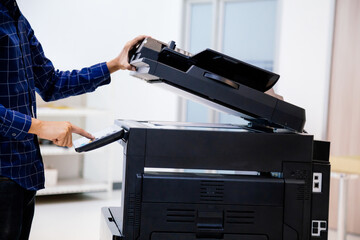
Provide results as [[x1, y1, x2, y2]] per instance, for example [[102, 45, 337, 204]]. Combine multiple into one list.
[[17, 0, 183, 182], [275, 0, 336, 140], [18, 0, 182, 120]]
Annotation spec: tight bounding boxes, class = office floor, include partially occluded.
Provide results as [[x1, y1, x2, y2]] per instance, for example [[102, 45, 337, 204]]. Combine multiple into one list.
[[30, 191, 360, 240], [29, 191, 121, 240]]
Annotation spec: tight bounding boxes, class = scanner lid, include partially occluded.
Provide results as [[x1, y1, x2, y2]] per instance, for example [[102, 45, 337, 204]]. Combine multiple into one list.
[[129, 38, 306, 133]]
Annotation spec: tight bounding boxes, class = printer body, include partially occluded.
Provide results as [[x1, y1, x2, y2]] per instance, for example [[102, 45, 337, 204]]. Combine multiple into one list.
[[98, 38, 330, 240]]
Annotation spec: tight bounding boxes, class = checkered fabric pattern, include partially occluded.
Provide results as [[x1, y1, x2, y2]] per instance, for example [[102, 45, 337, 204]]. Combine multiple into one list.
[[0, 0, 111, 190]]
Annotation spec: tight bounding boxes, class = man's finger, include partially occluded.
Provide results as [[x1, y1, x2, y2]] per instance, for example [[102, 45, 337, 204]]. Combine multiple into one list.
[[71, 124, 94, 140], [54, 138, 66, 147], [52, 139, 59, 146], [67, 140, 73, 148], [62, 138, 69, 148], [65, 132, 73, 148], [124, 63, 132, 70]]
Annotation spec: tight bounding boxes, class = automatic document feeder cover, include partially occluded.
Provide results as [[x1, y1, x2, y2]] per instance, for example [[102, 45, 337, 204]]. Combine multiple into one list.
[[129, 38, 306, 133]]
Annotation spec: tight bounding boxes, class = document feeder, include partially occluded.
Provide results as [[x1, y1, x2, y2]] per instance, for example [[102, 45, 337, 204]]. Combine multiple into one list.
[[97, 38, 330, 240]]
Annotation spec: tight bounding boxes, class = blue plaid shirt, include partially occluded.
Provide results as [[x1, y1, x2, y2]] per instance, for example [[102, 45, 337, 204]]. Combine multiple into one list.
[[0, 0, 111, 190]]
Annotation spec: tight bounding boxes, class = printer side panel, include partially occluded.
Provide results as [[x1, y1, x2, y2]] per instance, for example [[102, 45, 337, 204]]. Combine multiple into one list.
[[310, 162, 330, 239], [282, 140, 331, 240], [283, 162, 313, 240], [310, 141, 331, 239]]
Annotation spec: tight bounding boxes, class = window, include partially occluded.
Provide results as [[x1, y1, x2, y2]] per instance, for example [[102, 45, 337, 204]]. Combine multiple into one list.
[[183, 0, 278, 124]]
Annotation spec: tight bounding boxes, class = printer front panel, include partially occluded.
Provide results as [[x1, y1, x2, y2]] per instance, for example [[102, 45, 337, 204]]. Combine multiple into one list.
[[138, 172, 284, 240], [143, 128, 314, 172]]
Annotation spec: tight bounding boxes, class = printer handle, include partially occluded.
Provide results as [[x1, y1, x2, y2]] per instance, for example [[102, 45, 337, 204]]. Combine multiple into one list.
[[203, 72, 239, 89]]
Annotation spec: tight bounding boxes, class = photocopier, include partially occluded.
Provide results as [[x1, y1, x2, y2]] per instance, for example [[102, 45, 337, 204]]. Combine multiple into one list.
[[75, 38, 331, 240]]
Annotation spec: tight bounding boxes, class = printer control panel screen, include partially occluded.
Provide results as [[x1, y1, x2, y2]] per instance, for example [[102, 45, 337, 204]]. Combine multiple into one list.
[[74, 125, 125, 153]]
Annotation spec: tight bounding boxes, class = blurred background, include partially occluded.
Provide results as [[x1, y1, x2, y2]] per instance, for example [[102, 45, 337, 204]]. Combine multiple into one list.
[[16, 0, 359, 239]]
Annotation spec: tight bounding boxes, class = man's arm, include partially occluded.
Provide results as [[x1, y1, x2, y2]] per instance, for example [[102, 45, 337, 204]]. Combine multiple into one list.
[[25, 14, 146, 101], [23, 17, 146, 146]]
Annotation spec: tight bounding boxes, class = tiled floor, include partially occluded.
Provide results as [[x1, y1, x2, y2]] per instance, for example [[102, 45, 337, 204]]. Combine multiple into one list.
[[30, 191, 360, 240]]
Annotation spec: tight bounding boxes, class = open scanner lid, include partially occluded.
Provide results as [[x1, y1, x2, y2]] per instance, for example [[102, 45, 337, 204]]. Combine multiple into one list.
[[129, 38, 306, 133]]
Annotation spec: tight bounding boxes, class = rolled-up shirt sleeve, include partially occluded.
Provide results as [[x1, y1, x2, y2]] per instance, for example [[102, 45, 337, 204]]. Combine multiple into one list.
[[0, 104, 32, 140]]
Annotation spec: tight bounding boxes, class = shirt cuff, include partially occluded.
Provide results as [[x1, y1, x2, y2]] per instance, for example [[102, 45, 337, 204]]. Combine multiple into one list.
[[1, 109, 32, 140], [91, 62, 111, 87]]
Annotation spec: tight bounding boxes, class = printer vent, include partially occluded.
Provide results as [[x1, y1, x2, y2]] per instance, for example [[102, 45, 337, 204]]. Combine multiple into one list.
[[166, 209, 196, 223], [135, 194, 141, 226], [297, 185, 305, 200], [200, 180, 224, 202], [127, 193, 135, 225], [127, 193, 142, 226], [293, 170, 311, 201], [226, 210, 255, 225], [297, 185, 310, 201]]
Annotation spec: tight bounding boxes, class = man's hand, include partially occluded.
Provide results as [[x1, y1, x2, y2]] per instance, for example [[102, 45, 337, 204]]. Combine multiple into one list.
[[107, 35, 149, 73], [28, 118, 94, 148]]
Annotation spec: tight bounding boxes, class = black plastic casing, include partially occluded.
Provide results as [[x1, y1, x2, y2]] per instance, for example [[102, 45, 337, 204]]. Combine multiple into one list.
[[100, 120, 330, 240]]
